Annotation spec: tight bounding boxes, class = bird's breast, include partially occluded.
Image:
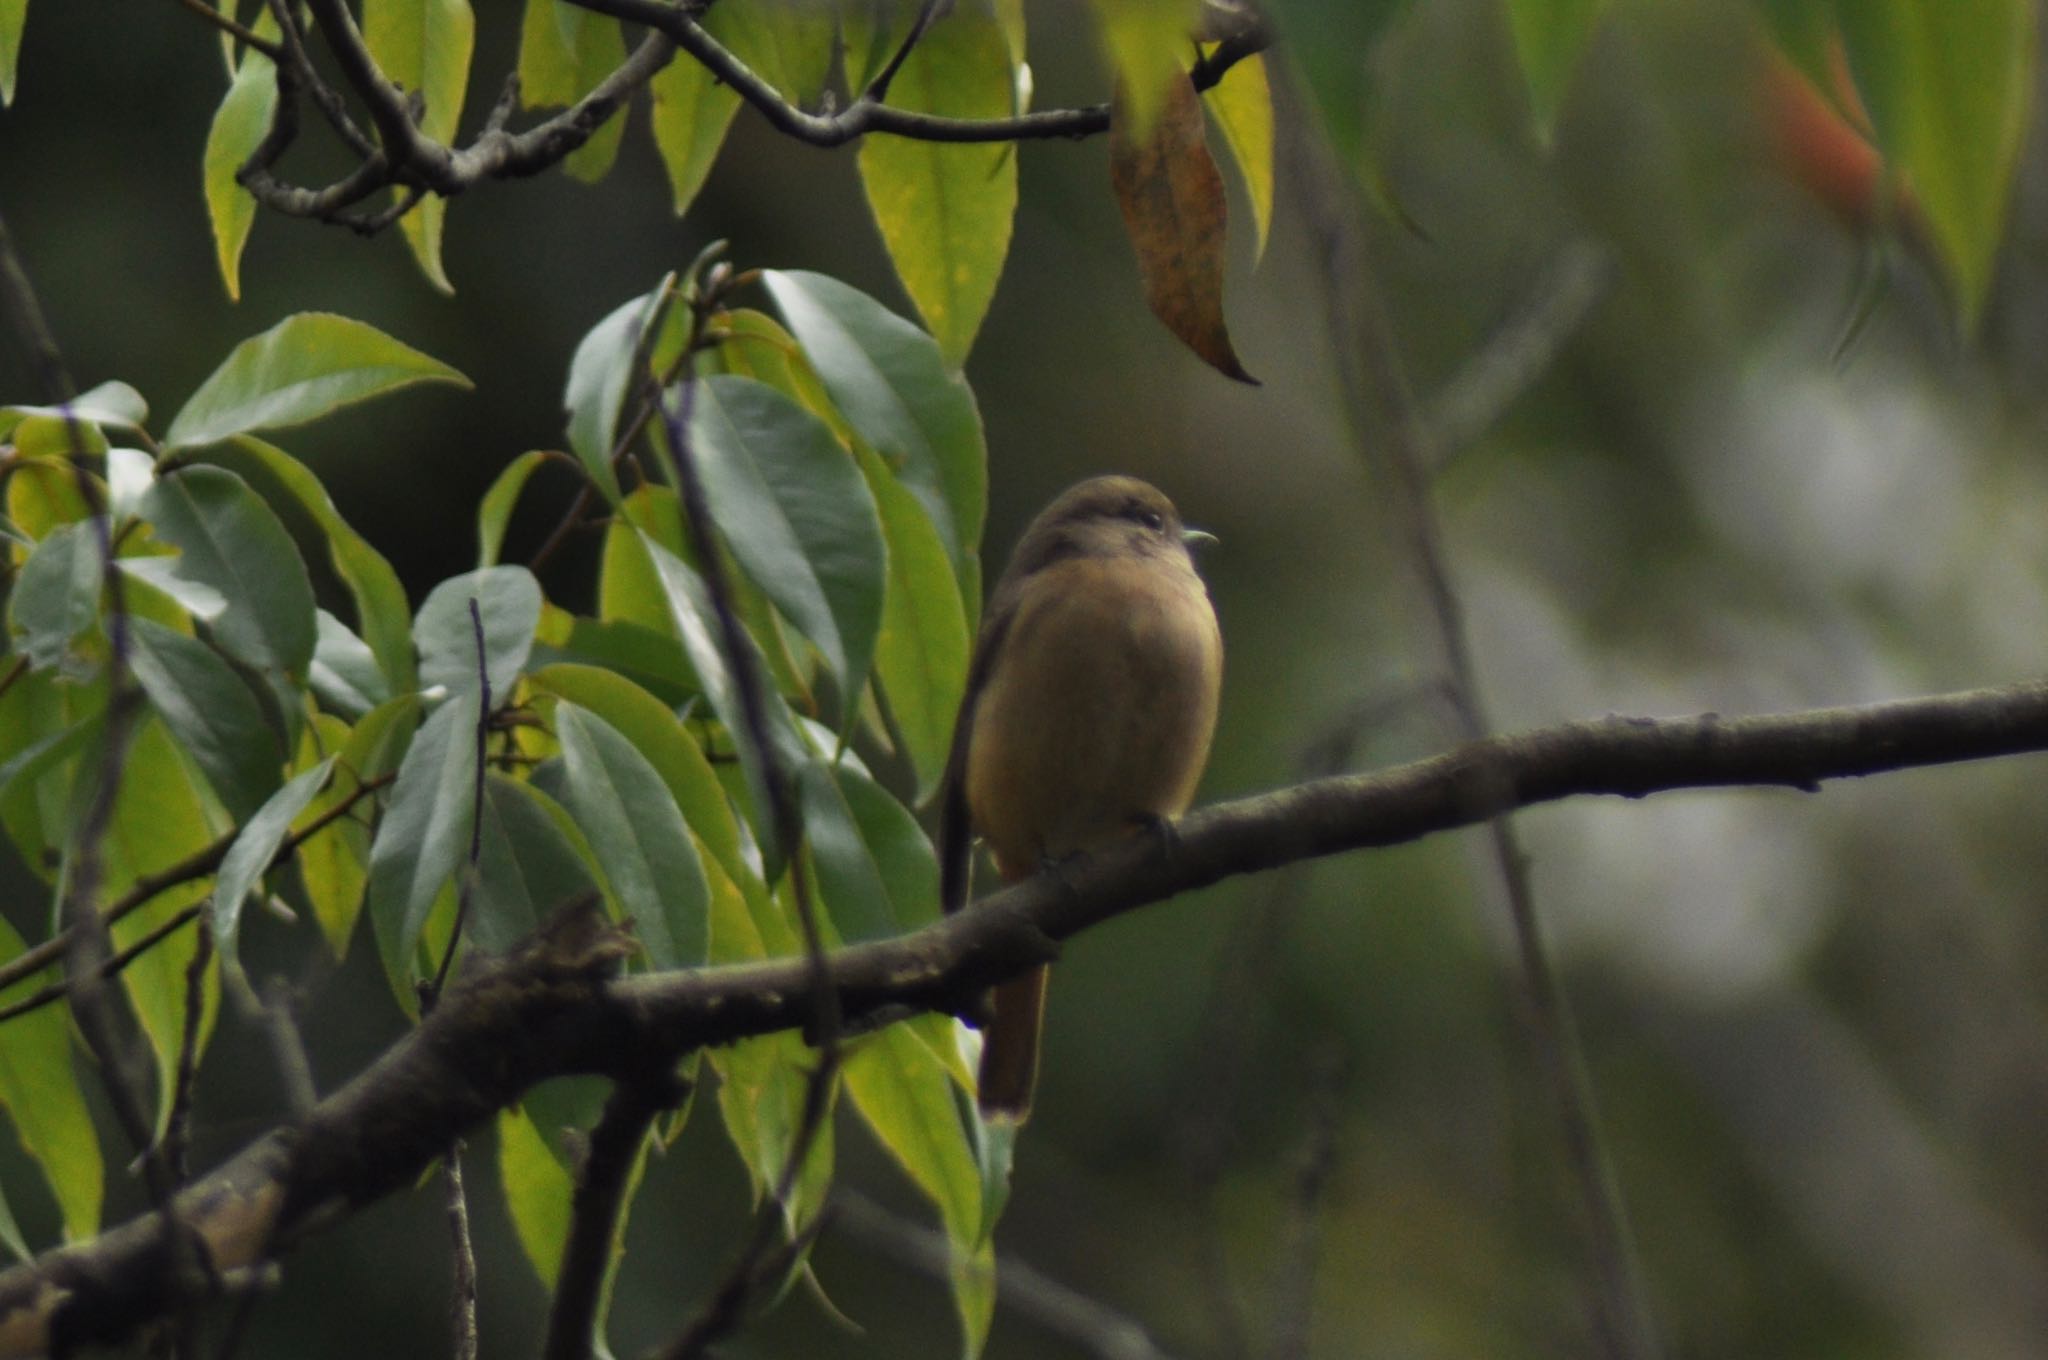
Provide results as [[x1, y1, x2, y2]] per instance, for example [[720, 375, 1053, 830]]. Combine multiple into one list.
[[964, 554, 1222, 876]]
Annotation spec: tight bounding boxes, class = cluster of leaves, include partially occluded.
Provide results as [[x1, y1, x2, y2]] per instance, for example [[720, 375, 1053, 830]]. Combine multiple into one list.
[[0, 270, 1016, 1352]]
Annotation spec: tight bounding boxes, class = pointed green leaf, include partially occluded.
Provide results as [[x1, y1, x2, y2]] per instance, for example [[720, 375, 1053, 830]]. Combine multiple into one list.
[[638, 532, 807, 869], [476, 449, 557, 568], [140, 465, 317, 678], [0, 0, 23, 106], [115, 553, 228, 623], [857, 8, 1017, 367], [564, 280, 676, 506], [365, 0, 474, 292], [691, 375, 887, 705], [416, 565, 542, 700], [527, 663, 749, 889], [554, 702, 709, 968], [798, 757, 936, 944], [9, 521, 101, 672], [760, 269, 987, 595], [713, 1031, 836, 1228], [1205, 52, 1274, 264], [126, 615, 283, 821], [859, 442, 968, 801], [0, 913, 102, 1241], [649, 42, 740, 217], [213, 755, 337, 990], [1506, 0, 1611, 137], [843, 1022, 988, 1351], [366, 689, 481, 989], [202, 17, 280, 301], [0, 381, 149, 444], [225, 436, 416, 694], [1837, 0, 2036, 328], [298, 695, 420, 957], [1258, 0, 1409, 164], [164, 313, 470, 450], [95, 718, 220, 1132]]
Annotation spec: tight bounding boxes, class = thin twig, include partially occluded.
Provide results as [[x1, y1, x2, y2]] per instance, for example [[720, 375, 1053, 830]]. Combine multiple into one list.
[[1286, 91, 1659, 1360], [445, 1147, 479, 1360], [160, 919, 217, 1187], [0, 212, 73, 404], [260, 976, 320, 1118], [832, 1190, 1187, 1360], [0, 904, 201, 1027], [171, 0, 286, 61], [0, 772, 394, 1000]]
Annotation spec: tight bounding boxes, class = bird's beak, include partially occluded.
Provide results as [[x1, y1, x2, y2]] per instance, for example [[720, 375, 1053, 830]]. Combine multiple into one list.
[[1181, 527, 1219, 553]]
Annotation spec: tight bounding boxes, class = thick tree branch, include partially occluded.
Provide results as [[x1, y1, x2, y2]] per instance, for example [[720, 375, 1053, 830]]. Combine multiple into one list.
[[5, 680, 2048, 1355]]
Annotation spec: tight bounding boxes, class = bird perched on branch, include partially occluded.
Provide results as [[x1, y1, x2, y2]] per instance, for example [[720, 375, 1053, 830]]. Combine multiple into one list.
[[940, 475, 1223, 1120]]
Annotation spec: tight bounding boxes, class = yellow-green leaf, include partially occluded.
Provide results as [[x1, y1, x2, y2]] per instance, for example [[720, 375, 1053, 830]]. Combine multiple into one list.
[[705, 0, 834, 106], [517, 2, 626, 182], [1204, 51, 1274, 265], [857, 8, 1018, 368], [1838, 0, 2037, 329], [0, 0, 24, 106], [500, 1103, 573, 1288], [0, 913, 103, 1241], [202, 20, 280, 301], [1109, 76, 1258, 383], [364, 0, 475, 293], [1505, 0, 1611, 139], [649, 40, 740, 215], [1090, 0, 1199, 138]]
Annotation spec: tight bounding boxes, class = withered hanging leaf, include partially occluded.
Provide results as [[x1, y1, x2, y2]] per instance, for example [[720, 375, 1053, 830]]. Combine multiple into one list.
[[1109, 76, 1258, 384]]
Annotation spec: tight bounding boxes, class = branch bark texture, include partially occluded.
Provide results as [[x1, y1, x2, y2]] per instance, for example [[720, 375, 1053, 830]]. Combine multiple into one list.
[[3, 680, 2047, 1355]]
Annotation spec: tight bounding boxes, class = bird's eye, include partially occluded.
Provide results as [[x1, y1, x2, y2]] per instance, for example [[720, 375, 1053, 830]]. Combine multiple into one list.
[[1121, 501, 1166, 532]]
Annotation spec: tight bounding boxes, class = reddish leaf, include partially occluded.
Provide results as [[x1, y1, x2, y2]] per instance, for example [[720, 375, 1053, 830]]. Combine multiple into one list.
[[1109, 76, 1258, 384]]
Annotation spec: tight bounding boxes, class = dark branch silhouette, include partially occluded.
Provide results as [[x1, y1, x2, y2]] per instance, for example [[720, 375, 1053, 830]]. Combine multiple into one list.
[[4, 677, 2048, 1356]]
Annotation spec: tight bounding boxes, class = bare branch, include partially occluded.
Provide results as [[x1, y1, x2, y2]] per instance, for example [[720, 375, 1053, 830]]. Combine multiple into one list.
[[445, 1149, 478, 1360], [9, 679, 2048, 1355], [169, 0, 286, 63]]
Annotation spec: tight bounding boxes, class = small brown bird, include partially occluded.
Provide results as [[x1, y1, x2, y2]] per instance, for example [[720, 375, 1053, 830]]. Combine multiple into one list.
[[940, 475, 1223, 1121]]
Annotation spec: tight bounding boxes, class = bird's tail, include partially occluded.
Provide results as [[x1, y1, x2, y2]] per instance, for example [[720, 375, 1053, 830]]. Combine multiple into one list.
[[977, 966, 1049, 1122]]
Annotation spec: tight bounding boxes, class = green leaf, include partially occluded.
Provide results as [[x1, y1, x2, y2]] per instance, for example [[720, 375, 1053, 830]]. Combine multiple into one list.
[[527, 663, 750, 891], [476, 449, 557, 568], [648, 40, 741, 217], [843, 1022, 990, 1352], [474, 773, 601, 953], [759, 269, 987, 596], [164, 313, 470, 450], [366, 689, 480, 992], [1505, 0, 1611, 138], [1089, 0, 1199, 137], [1205, 52, 1275, 264], [0, 0, 23, 106], [298, 695, 421, 957], [311, 609, 391, 718], [703, 0, 833, 105], [0, 913, 103, 1241], [9, 521, 101, 672], [517, 1, 625, 182], [691, 375, 887, 706], [140, 465, 317, 679], [638, 532, 808, 869], [415, 565, 542, 701], [1837, 0, 2037, 328], [95, 718, 220, 1133], [126, 615, 283, 822], [797, 757, 935, 944], [499, 1103, 573, 1288], [213, 756, 337, 992], [115, 554, 227, 624], [225, 436, 416, 694], [713, 1031, 835, 1229], [564, 280, 676, 506], [365, 0, 475, 292], [857, 7, 1018, 367], [861, 443, 968, 801], [1752, 0, 1838, 94], [202, 15, 280, 301], [0, 381, 149, 443], [553, 702, 709, 968], [1257, 0, 1409, 164]]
